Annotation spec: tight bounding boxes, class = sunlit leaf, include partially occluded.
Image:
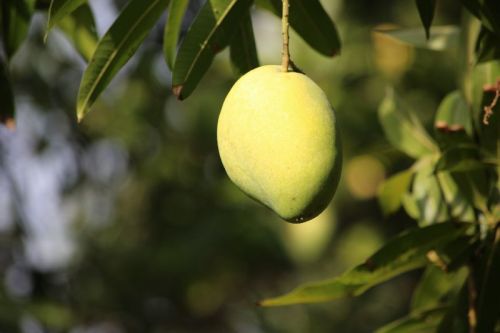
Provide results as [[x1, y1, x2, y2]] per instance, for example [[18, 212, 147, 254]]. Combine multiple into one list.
[[163, 0, 189, 70], [375, 306, 447, 333], [378, 88, 438, 158], [0, 60, 15, 125], [172, 0, 253, 100], [411, 161, 448, 226], [378, 169, 414, 216], [56, 3, 98, 61], [258, 0, 341, 56], [45, 0, 86, 37], [436, 172, 476, 223], [259, 223, 468, 306], [229, 9, 259, 76], [434, 90, 473, 148], [415, 0, 436, 39], [76, 0, 170, 120], [1, 0, 36, 59], [376, 25, 460, 52]]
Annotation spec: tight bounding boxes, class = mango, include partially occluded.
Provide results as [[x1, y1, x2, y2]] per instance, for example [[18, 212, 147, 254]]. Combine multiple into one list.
[[217, 65, 342, 222]]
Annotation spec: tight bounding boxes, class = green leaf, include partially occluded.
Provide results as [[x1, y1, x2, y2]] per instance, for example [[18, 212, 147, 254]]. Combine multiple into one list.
[[259, 222, 468, 306], [377, 26, 460, 52], [435, 145, 486, 173], [475, 26, 500, 63], [436, 281, 469, 333], [411, 161, 448, 226], [229, 9, 258, 76], [434, 90, 473, 147], [76, 0, 170, 120], [436, 172, 476, 223], [45, 0, 86, 37], [415, 0, 436, 40], [0, 60, 15, 125], [172, 0, 252, 100], [378, 88, 438, 158], [460, 0, 482, 20], [411, 266, 467, 311], [378, 169, 414, 216], [375, 306, 447, 333], [258, 0, 341, 56], [163, 0, 189, 70], [1, 0, 35, 59], [56, 4, 98, 61], [476, 227, 500, 333]]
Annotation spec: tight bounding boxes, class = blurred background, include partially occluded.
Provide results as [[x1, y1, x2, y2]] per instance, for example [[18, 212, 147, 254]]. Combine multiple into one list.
[[0, 0, 463, 332]]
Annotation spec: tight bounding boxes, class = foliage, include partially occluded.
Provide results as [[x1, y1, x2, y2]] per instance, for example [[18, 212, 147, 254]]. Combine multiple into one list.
[[0, 0, 499, 332]]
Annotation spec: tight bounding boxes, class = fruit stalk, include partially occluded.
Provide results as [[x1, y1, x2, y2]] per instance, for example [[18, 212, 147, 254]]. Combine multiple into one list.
[[281, 0, 290, 72]]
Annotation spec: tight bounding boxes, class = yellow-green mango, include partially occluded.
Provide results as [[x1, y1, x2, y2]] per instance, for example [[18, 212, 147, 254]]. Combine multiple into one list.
[[217, 65, 342, 223]]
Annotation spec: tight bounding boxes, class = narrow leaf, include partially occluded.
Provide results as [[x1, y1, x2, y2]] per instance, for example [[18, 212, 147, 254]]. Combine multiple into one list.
[[45, 0, 86, 36], [475, 26, 500, 63], [259, 223, 468, 306], [76, 0, 170, 120], [172, 0, 252, 100], [378, 169, 414, 216], [476, 227, 500, 333], [56, 4, 98, 61], [1, 0, 35, 59], [259, 0, 341, 56], [378, 88, 438, 158], [0, 60, 15, 126], [415, 0, 436, 39], [376, 26, 460, 52], [411, 266, 467, 311], [376, 306, 447, 333], [163, 0, 189, 70], [229, 9, 259, 76]]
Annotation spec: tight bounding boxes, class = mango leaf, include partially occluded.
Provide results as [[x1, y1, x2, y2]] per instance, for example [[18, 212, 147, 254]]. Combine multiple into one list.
[[436, 172, 476, 223], [258, 0, 341, 56], [229, 9, 258, 76], [163, 0, 189, 70], [476, 227, 500, 333], [376, 26, 460, 52], [172, 0, 252, 100], [378, 168, 414, 216], [415, 0, 436, 39], [434, 90, 473, 148], [460, 0, 482, 20], [475, 26, 500, 63], [435, 145, 486, 173], [436, 281, 469, 333], [411, 266, 467, 311], [45, 0, 86, 36], [410, 161, 448, 226], [1, 0, 35, 59], [76, 0, 170, 120], [378, 88, 438, 158], [375, 306, 448, 333], [0, 60, 15, 125], [259, 222, 468, 306], [56, 3, 98, 61]]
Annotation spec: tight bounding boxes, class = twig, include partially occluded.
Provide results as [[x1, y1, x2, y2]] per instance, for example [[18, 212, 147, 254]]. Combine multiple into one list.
[[483, 80, 500, 125], [281, 0, 290, 72]]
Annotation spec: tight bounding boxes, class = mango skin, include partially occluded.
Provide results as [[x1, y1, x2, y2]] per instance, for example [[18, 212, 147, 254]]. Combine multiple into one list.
[[217, 65, 342, 223]]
